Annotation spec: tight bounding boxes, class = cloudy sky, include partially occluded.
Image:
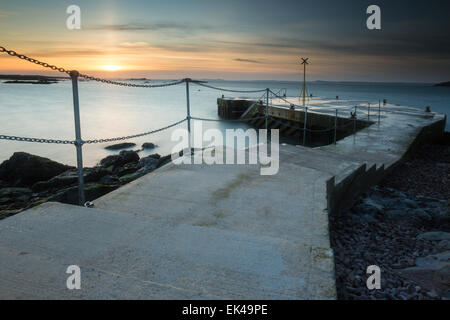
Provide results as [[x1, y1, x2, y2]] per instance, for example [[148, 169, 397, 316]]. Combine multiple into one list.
[[0, 0, 449, 82]]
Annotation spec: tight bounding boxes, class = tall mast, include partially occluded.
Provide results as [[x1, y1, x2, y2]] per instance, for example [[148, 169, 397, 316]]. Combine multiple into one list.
[[300, 58, 309, 106]]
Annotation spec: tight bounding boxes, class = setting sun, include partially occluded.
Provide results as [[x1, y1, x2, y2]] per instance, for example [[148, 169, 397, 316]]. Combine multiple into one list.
[[101, 65, 122, 71]]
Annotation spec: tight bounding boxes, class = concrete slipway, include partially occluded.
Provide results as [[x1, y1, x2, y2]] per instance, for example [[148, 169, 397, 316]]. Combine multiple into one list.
[[0, 104, 445, 299]]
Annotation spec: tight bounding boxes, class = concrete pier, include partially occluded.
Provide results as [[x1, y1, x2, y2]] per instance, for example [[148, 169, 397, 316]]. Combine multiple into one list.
[[0, 99, 445, 299], [218, 97, 371, 145]]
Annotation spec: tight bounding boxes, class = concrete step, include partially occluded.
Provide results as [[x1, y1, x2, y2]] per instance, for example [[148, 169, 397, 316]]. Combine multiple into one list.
[[0, 202, 333, 299]]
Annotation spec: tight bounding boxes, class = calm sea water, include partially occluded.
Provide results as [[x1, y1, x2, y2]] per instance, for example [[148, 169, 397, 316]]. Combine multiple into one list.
[[0, 79, 449, 166]]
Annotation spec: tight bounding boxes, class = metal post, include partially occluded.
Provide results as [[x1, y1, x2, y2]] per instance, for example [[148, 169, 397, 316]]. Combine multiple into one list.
[[354, 106, 357, 133], [378, 100, 381, 124], [368, 103, 370, 122], [69, 70, 85, 206], [303, 107, 308, 146], [185, 78, 192, 156], [265, 88, 269, 134], [334, 108, 338, 145]]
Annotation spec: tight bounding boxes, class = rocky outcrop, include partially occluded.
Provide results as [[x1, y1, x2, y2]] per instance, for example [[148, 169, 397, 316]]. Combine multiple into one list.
[[0, 152, 73, 187], [104, 142, 136, 150], [434, 81, 450, 87], [0, 150, 172, 219], [99, 150, 139, 170]]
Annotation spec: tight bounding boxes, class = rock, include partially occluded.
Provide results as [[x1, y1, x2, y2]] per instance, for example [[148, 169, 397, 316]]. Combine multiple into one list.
[[105, 142, 136, 150], [0, 152, 73, 187], [384, 209, 407, 219], [156, 154, 172, 168], [115, 164, 139, 177], [138, 155, 159, 170], [433, 265, 450, 290], [147, 153, 161, 160], [31, 167, 109, 192], [142, 142, 156, 149], [49, 183, 118, 205], [118, 169, 146, 183], [0, 187, 32, 203], [99, 151, 139, 170], [119, 150, 139, 164], [418, 231, 450, 241], [437, 240, 450, 252], [98, 175, 120, 185]]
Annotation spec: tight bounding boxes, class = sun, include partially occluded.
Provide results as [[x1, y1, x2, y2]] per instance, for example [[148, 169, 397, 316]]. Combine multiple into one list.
[[101, 65, 122, 71]]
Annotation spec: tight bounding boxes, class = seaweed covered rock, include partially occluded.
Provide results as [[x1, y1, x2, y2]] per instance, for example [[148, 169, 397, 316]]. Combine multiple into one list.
[[0, 152, 73, 187]]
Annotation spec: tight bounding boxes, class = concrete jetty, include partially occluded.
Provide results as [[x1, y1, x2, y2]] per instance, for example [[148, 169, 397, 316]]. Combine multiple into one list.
[[0, 99, 445, 299]]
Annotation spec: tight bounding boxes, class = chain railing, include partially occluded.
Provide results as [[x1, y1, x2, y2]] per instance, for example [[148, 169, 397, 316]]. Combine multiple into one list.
[[0, 46, 384, 205]]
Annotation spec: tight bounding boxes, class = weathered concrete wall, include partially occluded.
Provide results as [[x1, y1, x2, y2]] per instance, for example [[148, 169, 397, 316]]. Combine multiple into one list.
[[218, 98, 371, 146], [325, 115, 446, 216]]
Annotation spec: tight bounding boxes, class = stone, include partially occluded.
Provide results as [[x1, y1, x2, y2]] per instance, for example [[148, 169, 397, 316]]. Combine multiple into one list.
[[437, 240, 450, 252], [49, 183, 119, 205], [98, 175, 120, 185], [0, 187, 32, 203], [418, 231, 450, 241], [104, 142, 136, 150], [99, 151, 139, 170], [115, 164, 139, 177], [31, 167, 109, 192], [118, 150, 139, 164], [142, 142, 156, 149], [139, 155, 159, 170], [0, 152, 73, 187]]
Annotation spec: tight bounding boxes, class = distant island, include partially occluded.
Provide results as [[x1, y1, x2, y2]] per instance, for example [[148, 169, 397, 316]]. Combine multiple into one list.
[[434, 81, 450, 87], [0, 74, 67, 84]]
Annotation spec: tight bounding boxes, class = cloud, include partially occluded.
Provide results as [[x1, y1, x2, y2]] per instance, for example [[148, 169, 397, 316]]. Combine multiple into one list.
[[234, 58, 262, 63], [119, 42, 151, 48], [87, 22, 213, 33], [0, 10, 17, 18]]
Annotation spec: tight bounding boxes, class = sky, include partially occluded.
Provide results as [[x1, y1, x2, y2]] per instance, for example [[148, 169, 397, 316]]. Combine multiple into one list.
[[0, 0, 449, 82]]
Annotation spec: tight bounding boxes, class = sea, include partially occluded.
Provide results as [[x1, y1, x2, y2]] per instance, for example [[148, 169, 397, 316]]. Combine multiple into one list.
[[0, 79, 449, 166]]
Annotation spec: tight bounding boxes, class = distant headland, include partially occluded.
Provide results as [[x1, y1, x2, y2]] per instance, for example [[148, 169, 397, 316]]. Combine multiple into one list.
[[0, 74, 66, 84], [434, 81, 450, 87]]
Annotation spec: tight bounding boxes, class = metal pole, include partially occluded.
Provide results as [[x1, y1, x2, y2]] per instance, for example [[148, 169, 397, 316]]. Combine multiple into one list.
[[378, 100, 381, 124], [302, 62, 306, 106], [265, 88, 269, 134], [185, 79, 191, 156], [354, 106, 357, 133], [334, 108, 338, 145], [368, 103, 370, 122], [70, 70, 85, 206], [303, 107, 308, 146]]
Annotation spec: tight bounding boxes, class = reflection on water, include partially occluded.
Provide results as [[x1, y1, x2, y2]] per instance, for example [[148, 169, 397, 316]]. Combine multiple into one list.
[[0, 79, 449, 166]]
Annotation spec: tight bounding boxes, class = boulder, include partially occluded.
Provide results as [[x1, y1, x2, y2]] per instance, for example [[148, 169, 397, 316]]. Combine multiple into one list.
[[0, 152, 73, 187], [99, 175, 120, 185], [138, 155, 159, 170], [418, 231, 450, 241], [32, 167, 109, 192], [142, 142, 156, 149], [115, 164, 139, 177], [0, 187, 32, 203], [99, 150, 139, 170], [49, 183, 118, 205], [119, 150, 139, 164], [100, 155, 123, 169], [105, 142, 136, 150], [398, 251, 450, 295]]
